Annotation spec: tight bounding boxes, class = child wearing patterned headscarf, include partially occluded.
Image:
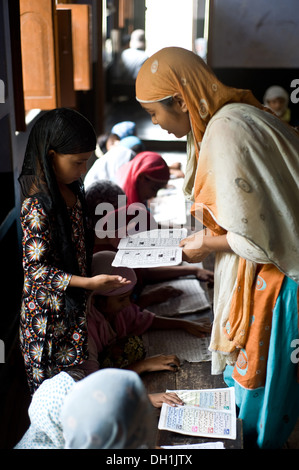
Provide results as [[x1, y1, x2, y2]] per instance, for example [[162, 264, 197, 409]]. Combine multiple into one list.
[[136, 47, 299, 449]]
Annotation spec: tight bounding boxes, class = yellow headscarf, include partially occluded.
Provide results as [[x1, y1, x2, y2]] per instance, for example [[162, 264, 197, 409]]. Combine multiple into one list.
[[135, 47, 263, 199], [136, 47, 299, 282], [136, 47, 262, 144]]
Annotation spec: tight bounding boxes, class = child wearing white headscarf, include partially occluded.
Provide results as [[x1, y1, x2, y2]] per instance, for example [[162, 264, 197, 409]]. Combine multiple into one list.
[[263, 85, 291, 122], [14, 368, 154, 449]]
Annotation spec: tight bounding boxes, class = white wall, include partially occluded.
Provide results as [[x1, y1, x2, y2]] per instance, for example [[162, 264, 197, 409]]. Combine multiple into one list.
[[145, 0, 194, 56]]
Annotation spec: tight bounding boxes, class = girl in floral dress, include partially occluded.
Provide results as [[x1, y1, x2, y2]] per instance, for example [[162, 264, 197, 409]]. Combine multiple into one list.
[[18, 108, 131, 394]]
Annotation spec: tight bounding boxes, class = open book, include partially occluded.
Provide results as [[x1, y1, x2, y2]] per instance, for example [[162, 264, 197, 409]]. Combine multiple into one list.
[[112, 228, 187, 268], [143, 330, 211, 363], [161, 442, 225, 449], [158, 387, 236, 440], [141, 278, 210, 316]]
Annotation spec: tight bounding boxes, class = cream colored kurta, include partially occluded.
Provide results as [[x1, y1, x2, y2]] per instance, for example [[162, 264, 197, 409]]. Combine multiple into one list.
[[193, 103, 299, 374], [135, 47, 299, 379]]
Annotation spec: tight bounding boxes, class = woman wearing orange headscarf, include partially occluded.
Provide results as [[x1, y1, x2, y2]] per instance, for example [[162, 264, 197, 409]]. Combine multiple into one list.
[[136, 47, 299, 449]]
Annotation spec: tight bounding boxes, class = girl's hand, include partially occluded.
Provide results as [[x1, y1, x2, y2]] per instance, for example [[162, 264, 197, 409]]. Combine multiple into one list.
[[148, 392, 184, 408], [138, 286, 182, 309], [152, 286, 183, 303], [195, 267, 214, 284], [88, 274, 131, 293], [182, 320, 212, 337], [138, 354, 180, 373]]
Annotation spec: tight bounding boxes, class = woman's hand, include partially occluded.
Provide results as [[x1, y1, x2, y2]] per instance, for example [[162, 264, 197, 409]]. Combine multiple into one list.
[[148, 392, 184, 408], [179, 230, 231, 263], [179, 230, 211, 263]]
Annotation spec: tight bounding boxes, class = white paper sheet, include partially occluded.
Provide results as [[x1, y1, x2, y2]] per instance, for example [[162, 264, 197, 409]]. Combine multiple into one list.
[[158, 387, 236, 440], [161, 442, 225, 449], [113, 246, 183, 268], [113, 228, 187, 268], [150, 193, 187, 225], [143, 330, 211, 362], [150, 170, 188, 226], [141, 278, 210, 316]]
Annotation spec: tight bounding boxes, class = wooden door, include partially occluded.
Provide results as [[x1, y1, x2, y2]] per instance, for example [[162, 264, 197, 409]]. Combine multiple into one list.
[[20, 0, 60, 110], [56, 3, 92, 91], [56, 8, 76, 108]]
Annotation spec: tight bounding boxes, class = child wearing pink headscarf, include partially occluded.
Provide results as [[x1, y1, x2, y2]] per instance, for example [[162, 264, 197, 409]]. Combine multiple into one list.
[[81, 251, 210, 380], [116, 151, 170, 206]]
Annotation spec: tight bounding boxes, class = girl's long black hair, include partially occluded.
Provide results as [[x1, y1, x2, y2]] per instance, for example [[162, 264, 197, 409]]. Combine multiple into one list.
[[19, 108, 97, 325]]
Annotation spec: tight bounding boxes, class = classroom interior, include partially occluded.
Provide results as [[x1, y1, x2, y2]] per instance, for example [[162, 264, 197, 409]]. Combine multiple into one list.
[[1, 0, 299, 450]]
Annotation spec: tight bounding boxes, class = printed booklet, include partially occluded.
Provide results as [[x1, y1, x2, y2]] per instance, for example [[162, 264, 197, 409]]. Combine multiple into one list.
[[112, 228, 188, 268], [158, 387, 236, 440]]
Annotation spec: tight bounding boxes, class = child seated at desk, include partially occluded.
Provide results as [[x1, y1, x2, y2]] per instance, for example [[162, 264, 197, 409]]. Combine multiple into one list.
[[80, 251, 211, 401], [15, 368, 182, 449], [85, 180, 214, 309], [115, 151, 170, 206]]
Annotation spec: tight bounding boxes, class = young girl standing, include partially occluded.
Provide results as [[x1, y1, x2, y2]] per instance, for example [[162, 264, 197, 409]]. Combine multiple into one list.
[[18, 108, 130, 394]]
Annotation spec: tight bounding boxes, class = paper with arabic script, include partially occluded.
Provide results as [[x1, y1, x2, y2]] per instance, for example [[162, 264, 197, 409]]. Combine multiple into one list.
[[158, 387, 236, 440], [141, 278, 210, 316], [161, 441, 225, 449], [143, 330, 211, 363]]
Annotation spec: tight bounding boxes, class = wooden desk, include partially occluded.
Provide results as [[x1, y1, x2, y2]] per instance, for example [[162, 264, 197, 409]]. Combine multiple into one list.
[[142, 358, 243, 449]]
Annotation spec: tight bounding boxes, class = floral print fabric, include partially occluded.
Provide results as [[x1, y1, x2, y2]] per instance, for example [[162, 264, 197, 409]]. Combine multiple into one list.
[[20, 197, 88, 394]]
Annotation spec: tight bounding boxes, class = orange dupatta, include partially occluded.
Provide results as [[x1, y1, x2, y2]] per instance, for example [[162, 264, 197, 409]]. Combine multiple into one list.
[[136, 48, 299, 387]]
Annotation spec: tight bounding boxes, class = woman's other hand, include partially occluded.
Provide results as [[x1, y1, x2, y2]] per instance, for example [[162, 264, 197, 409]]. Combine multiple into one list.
[[180, 230, 231, 263]]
